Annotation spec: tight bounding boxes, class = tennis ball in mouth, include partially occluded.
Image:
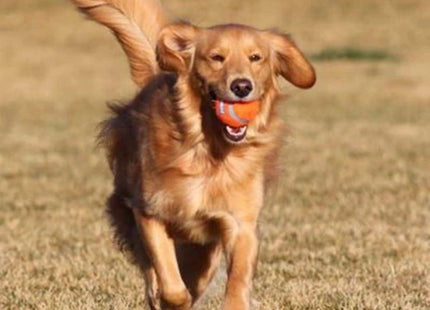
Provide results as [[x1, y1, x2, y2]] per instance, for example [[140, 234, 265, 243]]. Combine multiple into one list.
[[213, 99, 260, 128]]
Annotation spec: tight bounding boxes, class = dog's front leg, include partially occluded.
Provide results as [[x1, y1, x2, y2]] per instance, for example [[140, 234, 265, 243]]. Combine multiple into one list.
[[133, 209, 192, 310], [223, 221, 258, 310]]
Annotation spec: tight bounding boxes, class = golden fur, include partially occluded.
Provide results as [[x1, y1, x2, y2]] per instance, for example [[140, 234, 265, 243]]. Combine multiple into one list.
[[71, 1, 316, 309]]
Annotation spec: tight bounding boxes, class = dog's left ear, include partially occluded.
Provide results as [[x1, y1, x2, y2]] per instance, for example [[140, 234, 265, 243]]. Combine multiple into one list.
[[157, 22, 199, 74], [264, 31, 316, 88]]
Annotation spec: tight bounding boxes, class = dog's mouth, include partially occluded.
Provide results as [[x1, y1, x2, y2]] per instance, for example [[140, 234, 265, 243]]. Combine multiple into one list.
[[208, 90, 253, 143], [223, 125, 248, 142]]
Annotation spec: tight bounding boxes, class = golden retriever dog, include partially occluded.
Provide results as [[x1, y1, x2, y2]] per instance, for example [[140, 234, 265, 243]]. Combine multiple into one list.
[[71, 0, 315, 309]]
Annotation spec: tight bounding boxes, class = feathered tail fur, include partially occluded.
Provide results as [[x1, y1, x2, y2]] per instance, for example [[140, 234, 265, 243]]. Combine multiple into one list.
[[71, 0, 168, 86]]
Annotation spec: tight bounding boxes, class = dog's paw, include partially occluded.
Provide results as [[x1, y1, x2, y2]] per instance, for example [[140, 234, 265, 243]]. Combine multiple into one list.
[[160, 289, 192, 310]]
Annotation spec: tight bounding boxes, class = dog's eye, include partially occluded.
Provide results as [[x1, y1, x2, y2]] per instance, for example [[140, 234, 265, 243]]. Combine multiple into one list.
[[210, 54, 225, 62], [249, 54, 261, 62]]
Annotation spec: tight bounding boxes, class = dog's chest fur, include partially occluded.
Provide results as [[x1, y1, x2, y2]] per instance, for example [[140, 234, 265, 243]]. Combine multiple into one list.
[[139, 141, 265, 243], [142, 140, 265, 220]]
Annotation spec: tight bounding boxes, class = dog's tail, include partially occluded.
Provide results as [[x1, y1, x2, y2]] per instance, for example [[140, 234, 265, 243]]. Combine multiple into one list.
[[71, 0, 168, 87]]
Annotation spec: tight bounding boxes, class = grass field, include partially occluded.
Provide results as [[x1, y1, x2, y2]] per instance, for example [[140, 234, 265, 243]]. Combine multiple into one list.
[[1, 0, 430, 309]]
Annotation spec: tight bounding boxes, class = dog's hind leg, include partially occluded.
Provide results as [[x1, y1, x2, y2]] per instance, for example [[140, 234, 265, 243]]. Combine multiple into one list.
[[133, 209, 192, 310], [176, 242, 222, 305]]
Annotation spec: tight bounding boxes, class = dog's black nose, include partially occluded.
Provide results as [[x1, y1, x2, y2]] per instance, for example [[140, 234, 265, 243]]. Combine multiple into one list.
[[230, 79, 253, 98]]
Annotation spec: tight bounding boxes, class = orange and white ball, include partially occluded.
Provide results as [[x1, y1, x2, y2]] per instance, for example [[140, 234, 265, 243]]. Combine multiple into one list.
[[213, 99, 260, 128]]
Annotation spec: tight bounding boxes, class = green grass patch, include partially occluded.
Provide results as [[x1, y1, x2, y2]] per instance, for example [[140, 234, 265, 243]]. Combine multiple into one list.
[[311, 47, 396, 61]]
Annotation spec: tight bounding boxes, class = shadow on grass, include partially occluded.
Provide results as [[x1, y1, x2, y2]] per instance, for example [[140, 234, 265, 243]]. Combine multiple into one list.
[[311, 47, 397, 62]]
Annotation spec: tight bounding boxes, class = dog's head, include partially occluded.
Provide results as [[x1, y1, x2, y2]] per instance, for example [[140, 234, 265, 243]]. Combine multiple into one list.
[[157, 22, 315, 144]]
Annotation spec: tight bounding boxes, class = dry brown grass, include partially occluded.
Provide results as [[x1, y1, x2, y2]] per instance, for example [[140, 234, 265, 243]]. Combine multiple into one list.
[[1, 0, 430, 309]]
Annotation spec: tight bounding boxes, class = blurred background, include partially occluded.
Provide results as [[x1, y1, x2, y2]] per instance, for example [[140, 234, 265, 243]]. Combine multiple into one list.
[[1, 0, 429, 309]]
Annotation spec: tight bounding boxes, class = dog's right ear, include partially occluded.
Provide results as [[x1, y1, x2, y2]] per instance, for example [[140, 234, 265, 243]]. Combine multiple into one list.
[[157, 22, 199, 73]]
